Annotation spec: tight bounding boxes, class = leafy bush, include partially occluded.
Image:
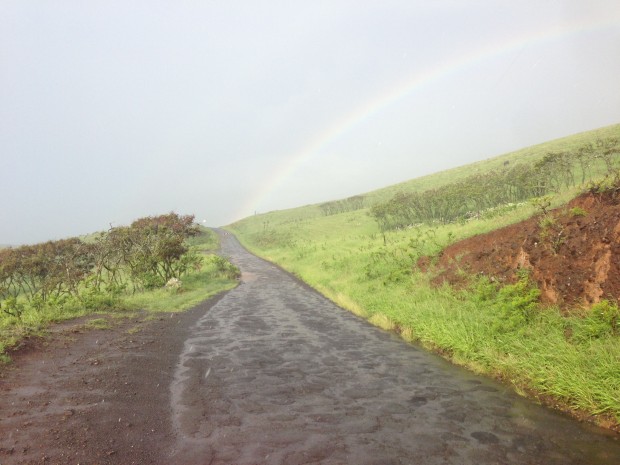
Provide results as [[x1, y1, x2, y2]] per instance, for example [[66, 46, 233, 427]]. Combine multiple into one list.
[[569, 206, 588, 217], [572, 300, 619, 343], [79, 284, 123, 311], [186, 227, 219, 250], [585, 169, 620, 197], [0, 297, 25, 319], [483, 270, 541, 332], [370, 137, 620, 232], [207, 255, 241, 280], [473, 276, 498, 302], [138, 272, 166, 290]]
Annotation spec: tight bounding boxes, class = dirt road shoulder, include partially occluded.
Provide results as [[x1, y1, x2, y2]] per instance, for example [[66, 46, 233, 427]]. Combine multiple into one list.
[[0, 294, 225, 465]]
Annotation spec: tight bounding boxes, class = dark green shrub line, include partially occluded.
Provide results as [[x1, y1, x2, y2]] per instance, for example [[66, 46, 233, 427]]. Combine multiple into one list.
[[320, 195, 365, 216], [371, 138, 620, 231], [0, 215, 243, 361], [0, 213, 210, 320]]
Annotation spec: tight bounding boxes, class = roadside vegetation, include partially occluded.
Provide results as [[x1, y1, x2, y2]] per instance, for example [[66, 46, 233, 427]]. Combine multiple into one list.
[[228, 123, 620, 429], [0, 213, 239, 362]]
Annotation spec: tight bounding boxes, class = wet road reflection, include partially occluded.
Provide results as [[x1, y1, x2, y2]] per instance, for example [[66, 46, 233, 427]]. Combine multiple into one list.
[[170, 231, 620, 464]]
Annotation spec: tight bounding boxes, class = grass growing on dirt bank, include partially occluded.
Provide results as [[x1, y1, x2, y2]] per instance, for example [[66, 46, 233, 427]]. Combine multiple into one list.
[[0, 229, 239, 362], [227, 125, 620, 428]]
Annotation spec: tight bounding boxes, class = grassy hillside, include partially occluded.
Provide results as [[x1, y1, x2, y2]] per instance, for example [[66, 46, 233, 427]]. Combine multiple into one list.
[[228, 123, 620, 429], [365, 123, 620, 205]]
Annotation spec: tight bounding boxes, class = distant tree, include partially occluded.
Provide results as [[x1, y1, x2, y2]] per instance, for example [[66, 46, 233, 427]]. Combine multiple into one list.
[[126, 213, 200, 289], [0, 248, 20, 300], [574, 144, 594, 184], [0, 238, 94, 304], [595, 137, 620, 174], [320, 196, 365, 216]]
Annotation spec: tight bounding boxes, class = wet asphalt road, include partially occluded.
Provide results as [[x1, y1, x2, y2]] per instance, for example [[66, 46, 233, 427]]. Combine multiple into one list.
[[169, 231, 620, 464]]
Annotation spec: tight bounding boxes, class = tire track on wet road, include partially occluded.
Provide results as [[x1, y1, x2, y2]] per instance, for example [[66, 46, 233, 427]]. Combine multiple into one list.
[[170, 231, 620, 464]]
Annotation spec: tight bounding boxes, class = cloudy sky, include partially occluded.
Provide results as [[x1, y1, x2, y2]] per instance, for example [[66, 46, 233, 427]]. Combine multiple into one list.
[[2, 1, 619, 245]]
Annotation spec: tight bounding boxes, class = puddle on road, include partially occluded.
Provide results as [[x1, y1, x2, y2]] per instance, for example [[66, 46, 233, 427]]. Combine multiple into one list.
[[241, 271, 259, 283]]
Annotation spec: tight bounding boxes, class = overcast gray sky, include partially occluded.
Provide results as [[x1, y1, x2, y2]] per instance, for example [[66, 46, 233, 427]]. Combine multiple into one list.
[[2, 1, 619, 245]]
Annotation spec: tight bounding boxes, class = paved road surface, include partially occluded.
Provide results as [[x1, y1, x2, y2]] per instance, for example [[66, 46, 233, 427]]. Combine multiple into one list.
[[169, 231, 620, 464]]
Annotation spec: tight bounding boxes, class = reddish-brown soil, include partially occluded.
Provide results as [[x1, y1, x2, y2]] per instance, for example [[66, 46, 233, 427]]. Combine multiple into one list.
[[0, 301, 215, 465], [432, 189, 620, 310]]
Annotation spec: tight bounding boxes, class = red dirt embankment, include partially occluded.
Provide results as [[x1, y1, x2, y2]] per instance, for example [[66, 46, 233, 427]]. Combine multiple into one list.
[[433, 189, 620, 310]]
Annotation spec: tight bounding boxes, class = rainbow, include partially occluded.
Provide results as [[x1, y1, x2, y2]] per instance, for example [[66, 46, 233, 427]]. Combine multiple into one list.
[[233, 15, 617, 222]]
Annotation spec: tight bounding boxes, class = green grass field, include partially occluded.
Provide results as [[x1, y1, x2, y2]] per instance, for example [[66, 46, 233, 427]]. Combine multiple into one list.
[[228, 123, 620, 427]]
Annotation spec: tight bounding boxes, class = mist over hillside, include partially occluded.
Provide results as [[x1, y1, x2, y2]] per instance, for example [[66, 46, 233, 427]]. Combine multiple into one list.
[[233, 123, 620, 223]]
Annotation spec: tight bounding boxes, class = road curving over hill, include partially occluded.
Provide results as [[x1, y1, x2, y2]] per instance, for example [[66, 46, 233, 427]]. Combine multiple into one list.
[[2, 231, 620, 464]]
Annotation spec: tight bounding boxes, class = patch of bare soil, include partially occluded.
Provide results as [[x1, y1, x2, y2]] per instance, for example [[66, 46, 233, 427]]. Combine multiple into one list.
[[432, 189, 620, 310], [0, 300, 215, 465]]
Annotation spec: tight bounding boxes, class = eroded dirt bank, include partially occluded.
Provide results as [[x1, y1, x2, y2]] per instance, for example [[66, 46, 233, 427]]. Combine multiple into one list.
[[434, 189, 620, 309]]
